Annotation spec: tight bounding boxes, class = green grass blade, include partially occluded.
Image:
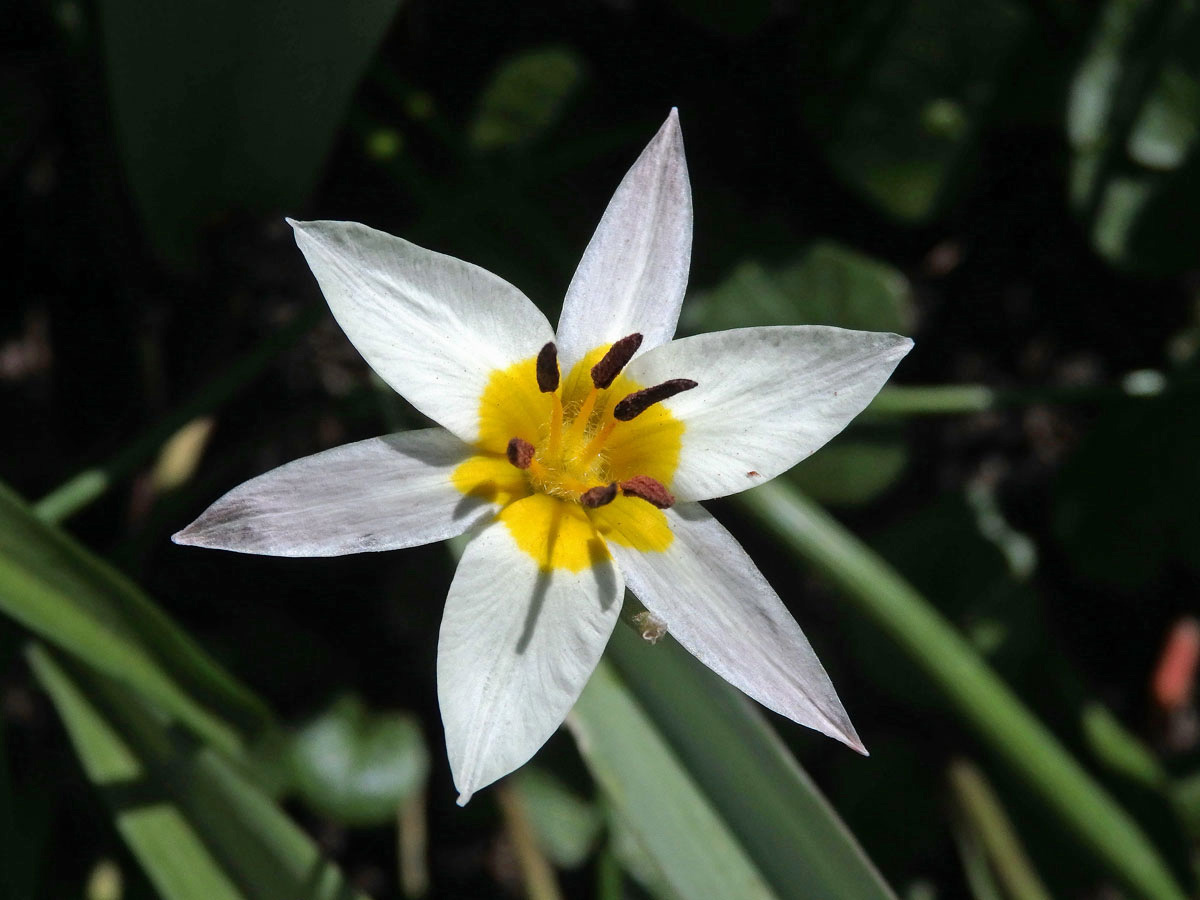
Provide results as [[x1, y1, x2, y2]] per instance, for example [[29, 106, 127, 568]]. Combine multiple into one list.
[[568, 659, 778, 900], [738, 481, 1187, 900], [604, 621, 896, 900], [29, 645, 366, 900], [947, 758, 1052, 900], [0, 481, 270, 753]]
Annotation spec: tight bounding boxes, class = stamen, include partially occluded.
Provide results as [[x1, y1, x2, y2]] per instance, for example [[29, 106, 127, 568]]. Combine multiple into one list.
[[536, 342, 559, 393], [578, 419, 617, 465], [566, 386, 599, 447], [620, 475, 675, 509], [591, 333, 643, 389], [580, 482, 618, 508], [506, 437, 535, 470], [547, 392, 564, 458], [613, 379, 698, 421]]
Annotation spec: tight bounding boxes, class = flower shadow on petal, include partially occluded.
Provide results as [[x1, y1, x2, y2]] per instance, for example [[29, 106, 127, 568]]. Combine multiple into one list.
[[515, 535, 619, 655]]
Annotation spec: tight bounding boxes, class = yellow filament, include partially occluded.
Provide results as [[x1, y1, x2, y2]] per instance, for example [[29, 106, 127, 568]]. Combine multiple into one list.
[[527, 457, 553, 483], [567, 386, 599, 447], [578, 418, 617, 466], [547, 392, 564, 459], [453, 347, 685, 570], [527, 455, 592, 498]]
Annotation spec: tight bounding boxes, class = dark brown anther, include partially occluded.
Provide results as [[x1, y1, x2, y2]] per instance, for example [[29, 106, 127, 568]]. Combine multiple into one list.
[[536, 342, 560, 393], [613, 378, 697, 421], [591, 333, 644, 389], [620, 475, 675, 509], [506, 437, 535, 470], [580, 482, 618, 508]]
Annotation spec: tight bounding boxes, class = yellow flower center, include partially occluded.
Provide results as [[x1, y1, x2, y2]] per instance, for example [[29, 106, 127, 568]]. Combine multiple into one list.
[[451, 337, 692, 571]]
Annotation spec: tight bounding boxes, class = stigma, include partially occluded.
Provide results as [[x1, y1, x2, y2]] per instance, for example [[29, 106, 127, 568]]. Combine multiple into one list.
[[504, 334, 695, 510]]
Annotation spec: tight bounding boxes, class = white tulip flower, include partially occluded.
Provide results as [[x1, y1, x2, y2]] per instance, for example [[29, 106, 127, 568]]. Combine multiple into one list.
[[175, 110, 913, 804]]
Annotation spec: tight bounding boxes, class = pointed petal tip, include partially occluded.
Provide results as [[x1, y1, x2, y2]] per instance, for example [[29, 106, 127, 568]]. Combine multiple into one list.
[[170, 527, 193, 546], [455, 788, 473, 807], [660, 107, 683, 140], [833, 719, 868, 756]]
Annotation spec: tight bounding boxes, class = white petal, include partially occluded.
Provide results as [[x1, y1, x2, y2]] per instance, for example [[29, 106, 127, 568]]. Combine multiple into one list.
[[626, 326, 912, 501], [289, 219, 555, 444], [555, 110, 692, 369], [438, 514, 623, 804], [605, 502, 864, 752], [173, 429, 490, 557]]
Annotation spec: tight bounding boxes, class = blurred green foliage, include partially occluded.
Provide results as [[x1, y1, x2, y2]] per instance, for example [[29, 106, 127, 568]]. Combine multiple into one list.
[[1068, 0, 1200, 273], [289, 695, 429, 827], [98, 0, 402, 263]]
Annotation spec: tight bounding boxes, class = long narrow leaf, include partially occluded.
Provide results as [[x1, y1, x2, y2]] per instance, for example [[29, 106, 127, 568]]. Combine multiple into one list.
[[29, 645, 365, 900], [0, 481, 270, 753], [568, 659, 777, 900], [604, 621, 896, 900], [738, 481, 1187, 900]]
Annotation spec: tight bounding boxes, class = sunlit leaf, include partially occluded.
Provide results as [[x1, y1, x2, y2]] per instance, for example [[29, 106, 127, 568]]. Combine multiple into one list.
[[603, 623, 897, 900], [0, 480, 269, 754], [30, 646, 368, 900], [568, 658, 778, 900], [571, 621, 896, 900]]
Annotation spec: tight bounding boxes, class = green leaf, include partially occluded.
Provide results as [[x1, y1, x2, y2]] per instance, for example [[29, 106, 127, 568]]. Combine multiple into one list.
[[947, 758, 1053, 900], [469, 47, 586, 152], [789, 437, 909, 506], [289, 695, 429, 826], [568, 658, 778, 900], [738, 481, 1189, 900], [0, 480, 270, 755], [29, 645, 368, 900], [97, 0, 402, 262], [684, 248, 913, 505], [513, 768, 602, 870], [804, 0, 1027, 221], [683, 244, 914, 335], [1067, 0, 1200, 273], [600, 621, 897, 900]]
